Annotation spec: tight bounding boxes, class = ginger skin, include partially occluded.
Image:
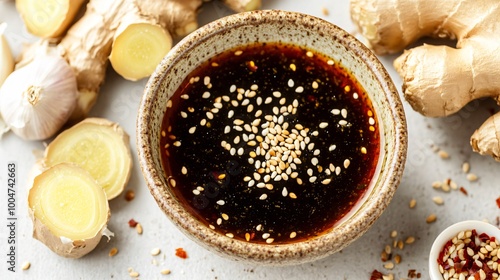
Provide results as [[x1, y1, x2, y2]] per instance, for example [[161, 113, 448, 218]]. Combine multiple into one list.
[[350, 0, 500, 160], [58, 0, 260, 122]]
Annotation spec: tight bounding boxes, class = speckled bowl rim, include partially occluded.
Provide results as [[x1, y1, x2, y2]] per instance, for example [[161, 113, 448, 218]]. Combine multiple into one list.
[[137, 10, 407, 265]]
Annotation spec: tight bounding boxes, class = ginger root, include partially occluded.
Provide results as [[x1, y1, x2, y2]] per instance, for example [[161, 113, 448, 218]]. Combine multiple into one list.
[[28, 163, 111, 258], [350, 0, 500, 160], [40, 118, 132, 200], [16, 0, 86, 38]]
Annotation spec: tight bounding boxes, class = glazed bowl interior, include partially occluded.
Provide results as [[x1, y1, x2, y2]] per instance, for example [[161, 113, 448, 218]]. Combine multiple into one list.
[[137, 10, 407, 265]]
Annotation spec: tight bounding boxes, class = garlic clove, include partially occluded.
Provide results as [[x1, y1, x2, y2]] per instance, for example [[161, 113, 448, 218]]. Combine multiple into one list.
[[0, 52, 78, 140]]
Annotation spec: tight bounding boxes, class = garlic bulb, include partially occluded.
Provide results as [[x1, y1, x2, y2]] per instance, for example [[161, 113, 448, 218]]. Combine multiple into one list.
[[0, 22, 14, 139], [0, 22, 14, 86], [0, 52, 78, 140]]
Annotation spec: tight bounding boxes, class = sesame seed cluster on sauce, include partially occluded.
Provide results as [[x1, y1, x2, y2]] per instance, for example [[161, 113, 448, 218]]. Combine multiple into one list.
[[160, 42, 380, 244], [438, 230, 500, 280]]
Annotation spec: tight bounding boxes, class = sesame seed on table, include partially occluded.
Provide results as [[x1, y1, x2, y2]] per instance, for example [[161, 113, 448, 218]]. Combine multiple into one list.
[[2, 1, 499, 279]]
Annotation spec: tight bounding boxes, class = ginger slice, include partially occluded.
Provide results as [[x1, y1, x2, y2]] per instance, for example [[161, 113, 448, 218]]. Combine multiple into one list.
[[28, 163, 110, 258], [110, 22, 172, 81], [43, 118, 132, 200], [221, 0, 262, 12], [16, 0, 86, 38]]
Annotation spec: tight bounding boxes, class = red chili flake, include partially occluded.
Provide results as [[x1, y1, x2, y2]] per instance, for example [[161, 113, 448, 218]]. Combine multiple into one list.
[[369, 269, 383, 280], [459, 187, 468, 196], [496, 197, 500, 208], [175, 248, 188, 259], [128, 219, 138, 228], [246, 61, 258, 72]]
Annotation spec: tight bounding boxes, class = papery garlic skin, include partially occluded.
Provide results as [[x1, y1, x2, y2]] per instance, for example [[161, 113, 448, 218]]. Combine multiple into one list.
[[0, 53, 78, 140]]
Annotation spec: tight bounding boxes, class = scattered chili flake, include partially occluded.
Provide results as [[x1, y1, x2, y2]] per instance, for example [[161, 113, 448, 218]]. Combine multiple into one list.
[[496, 196, 500, 208], [128, 219, 138, 228], [245, 60, 258, 71], [459, 186, 468, 196], [124, 190, 135, 201], [370, 269, 384, 280], [175, 248, 188, 259], [407, 269, 422, 278]]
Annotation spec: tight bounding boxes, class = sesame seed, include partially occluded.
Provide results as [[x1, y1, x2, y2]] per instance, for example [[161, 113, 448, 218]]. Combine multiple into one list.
[[466, 173, 478, 182], [295, 86, 304, 93], [259, 194, 268, 200], [409, 199, 417, 209], [438, 150, 449, 159], [341, 109, 348, 118], [462, 162, 470, 173], [160, 269, 171, 275], [226, 233, 234, 238], [312, 81, 319, 89], [281, 187, 289, 197], [426, 213, 437, 223], [433, 196, 444, 205], [221, 213, 229, 220], [288, 79, 294, 87], [216, 200, 225, 205], [306, 51, 313, 57], [405, 236, 416, 244], [319, 122, 328, 128], [22, 261, 31, 270], [151, 248, 161, 256]]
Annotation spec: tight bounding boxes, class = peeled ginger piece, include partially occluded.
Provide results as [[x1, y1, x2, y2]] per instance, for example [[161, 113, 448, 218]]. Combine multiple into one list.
[[16, 0, 86, 38], [43, 118, 132, 200], [109, 23, 172, 81], [28, 163, 110, 258]]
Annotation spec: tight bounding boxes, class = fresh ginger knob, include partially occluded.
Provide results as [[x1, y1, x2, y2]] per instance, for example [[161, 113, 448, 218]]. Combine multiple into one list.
[[351, 0, 500, 160]]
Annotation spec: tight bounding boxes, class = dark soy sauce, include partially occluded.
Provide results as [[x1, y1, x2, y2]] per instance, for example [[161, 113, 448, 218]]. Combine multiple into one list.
[[160, 42, 380, 244]]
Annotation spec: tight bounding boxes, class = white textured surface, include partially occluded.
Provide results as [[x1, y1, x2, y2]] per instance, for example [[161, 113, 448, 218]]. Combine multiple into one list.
[[0, 1, 499, 279]]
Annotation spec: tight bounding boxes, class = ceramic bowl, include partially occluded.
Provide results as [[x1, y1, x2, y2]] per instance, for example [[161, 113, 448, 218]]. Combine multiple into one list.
[[429, 220, 500, 279], [137, 10, 407, 265]]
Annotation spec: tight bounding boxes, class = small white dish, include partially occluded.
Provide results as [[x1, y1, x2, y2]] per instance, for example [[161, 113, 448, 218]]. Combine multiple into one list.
[[429, 220, 500, 280]]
